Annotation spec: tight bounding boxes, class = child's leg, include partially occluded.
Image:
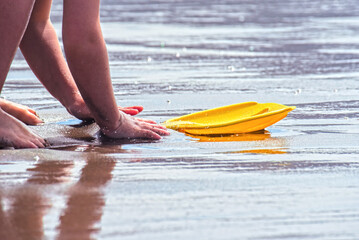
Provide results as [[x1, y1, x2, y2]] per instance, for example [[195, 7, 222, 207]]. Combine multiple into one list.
[[0, 0, 36, 90], [63, 0, 169, 139], [0, 0, 45, 148], [19, 0, 146, 120], [19, 0, 89, 119]]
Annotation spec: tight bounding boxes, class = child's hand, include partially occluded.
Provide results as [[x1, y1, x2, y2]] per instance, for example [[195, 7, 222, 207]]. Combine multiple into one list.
[[67, 100, 145, 120], [118, 106, 143, 116], [101, 112, 170, 140], [0, 99, 43, 125]]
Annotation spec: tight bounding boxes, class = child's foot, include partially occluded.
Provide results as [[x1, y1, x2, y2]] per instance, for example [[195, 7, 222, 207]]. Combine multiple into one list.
[[101, 112, 170, 140], [0, 108, 46, 149], [0, 99, 43, 125]]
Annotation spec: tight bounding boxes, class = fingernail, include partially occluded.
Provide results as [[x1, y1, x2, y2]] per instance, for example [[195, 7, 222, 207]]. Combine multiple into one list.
[[35, 121, 45, 126]]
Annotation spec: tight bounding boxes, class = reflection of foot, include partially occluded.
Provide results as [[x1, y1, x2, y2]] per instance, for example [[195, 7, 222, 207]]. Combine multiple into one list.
[[0, 99, 43, 125], [0, 108, 46, 149]]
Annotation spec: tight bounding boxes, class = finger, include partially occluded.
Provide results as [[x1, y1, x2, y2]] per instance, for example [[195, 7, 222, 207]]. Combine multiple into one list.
[[150, 123, 167, 130], [15, 109, 43, 125], [135, 118, 157, 124], [155, 124, 167, 130], [119, 108, 139, 116], [126, 106, 143, 113], [145, 124, 170, 136], [139, 120, 168, 130], [141, 130, 161, 140], [118, 106, 144, 116], [154, 128, 170, 136], [26, 115, 44, 125], [151, 124, 170, 132], [27, 108, 39, 116]]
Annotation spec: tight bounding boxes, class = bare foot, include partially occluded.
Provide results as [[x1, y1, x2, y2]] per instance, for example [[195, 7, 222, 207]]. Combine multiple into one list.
[[0, 108, 46, 149], [101, 112, 170, 140], [0, 99, 43, 125]]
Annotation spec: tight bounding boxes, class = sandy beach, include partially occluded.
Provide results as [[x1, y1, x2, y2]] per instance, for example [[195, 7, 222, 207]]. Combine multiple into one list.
[[1, 0, 359, 239]]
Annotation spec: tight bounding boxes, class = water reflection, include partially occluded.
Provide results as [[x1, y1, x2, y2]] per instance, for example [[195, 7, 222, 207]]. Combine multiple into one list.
[[52, 144, 129, 154], [0, 187, 48, 240], [234, 148, 287, 154], [186, 130, 271, 142], [57, 155, 115, 240], [0, 153, 116, 240], [27, 161, 74, 184], [0, 158, 74, 239]]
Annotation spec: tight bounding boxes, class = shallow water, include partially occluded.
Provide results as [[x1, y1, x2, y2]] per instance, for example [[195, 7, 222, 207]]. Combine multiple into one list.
[[1, 0, 359, 239]]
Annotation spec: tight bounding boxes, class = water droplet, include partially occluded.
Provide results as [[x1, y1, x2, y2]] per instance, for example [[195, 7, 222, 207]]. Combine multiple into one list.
[[176, 52, 181, 58], [227, 65, 235, 71], [147, 57, 152, 62]]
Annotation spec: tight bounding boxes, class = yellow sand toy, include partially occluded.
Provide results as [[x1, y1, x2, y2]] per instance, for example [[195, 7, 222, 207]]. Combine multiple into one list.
[[163, 102, 295, 135]]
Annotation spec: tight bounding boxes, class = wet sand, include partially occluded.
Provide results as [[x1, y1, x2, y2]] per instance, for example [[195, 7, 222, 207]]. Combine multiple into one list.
[[1, 0, 359, 239]]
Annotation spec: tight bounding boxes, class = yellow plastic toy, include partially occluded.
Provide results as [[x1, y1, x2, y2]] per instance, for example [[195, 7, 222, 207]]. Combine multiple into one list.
[[163, 102, 295, 135]]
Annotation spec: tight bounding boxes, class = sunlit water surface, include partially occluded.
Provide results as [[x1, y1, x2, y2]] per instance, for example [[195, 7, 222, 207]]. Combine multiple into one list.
[[1, 0, 359, 239]]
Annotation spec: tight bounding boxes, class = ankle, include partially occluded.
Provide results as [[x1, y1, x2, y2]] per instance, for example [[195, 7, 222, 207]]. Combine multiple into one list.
[[65, 98, 93, 120], [100, 114, 124, 137]]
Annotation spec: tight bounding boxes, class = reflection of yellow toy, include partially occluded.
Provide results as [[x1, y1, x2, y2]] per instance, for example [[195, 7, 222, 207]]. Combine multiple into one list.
[[238, 149, 287, 154], [186, 130, 271, 142], [163, 102, 295, 135]]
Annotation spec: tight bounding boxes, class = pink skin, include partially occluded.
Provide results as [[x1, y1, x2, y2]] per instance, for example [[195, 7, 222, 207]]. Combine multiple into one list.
[[0, 107, 46, 149], [0, 98, 144, 125], [0, 99, 43, 125], [0, 0, 45, 149], [0, 0, 169, 148], [101, 113, 169, 140], [61, 0, 169, 139]]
